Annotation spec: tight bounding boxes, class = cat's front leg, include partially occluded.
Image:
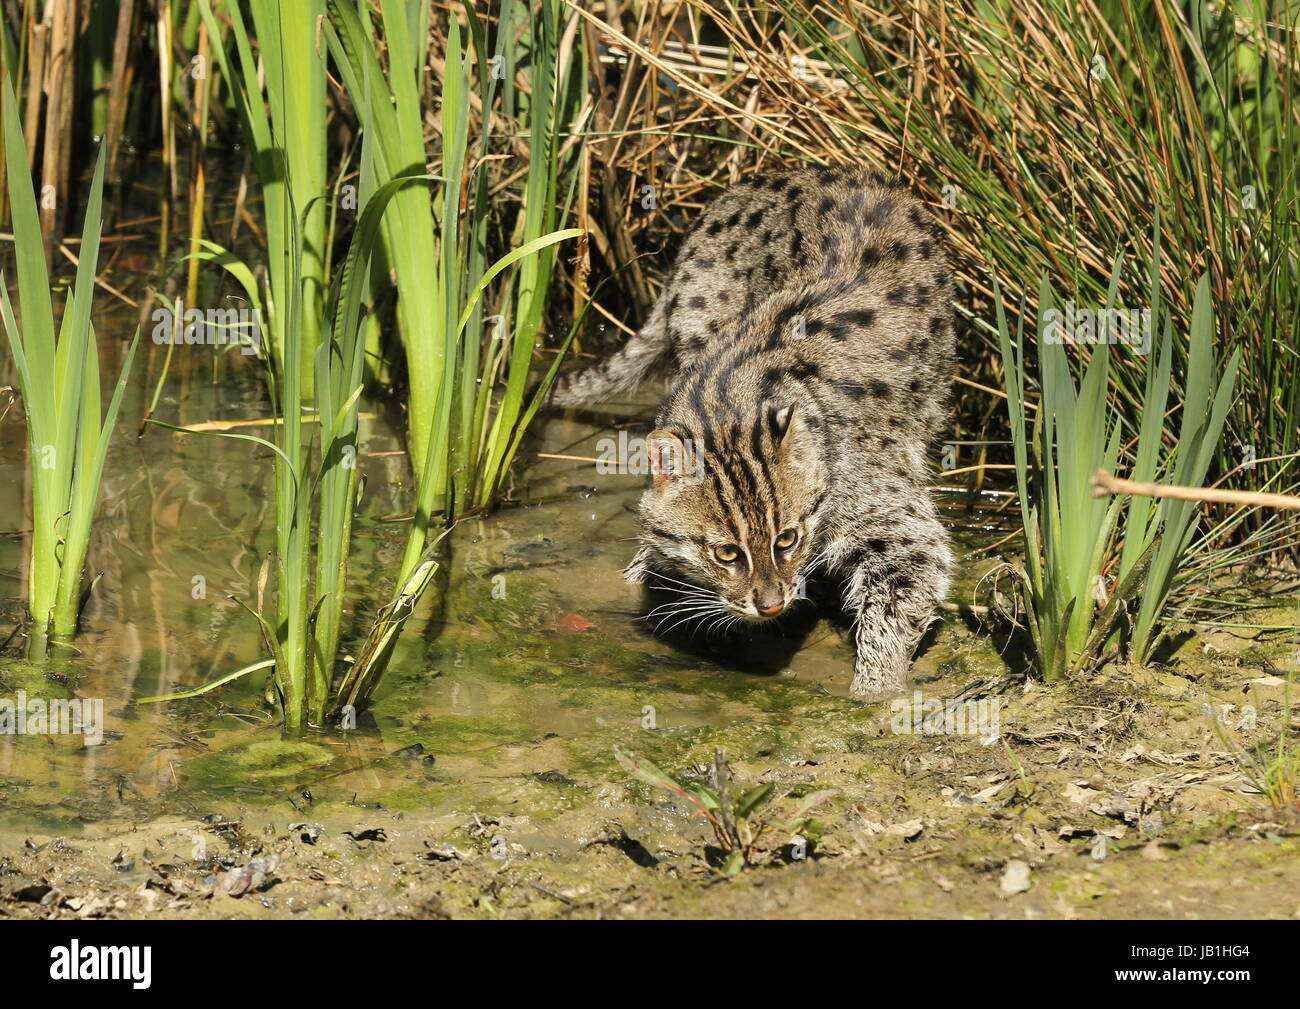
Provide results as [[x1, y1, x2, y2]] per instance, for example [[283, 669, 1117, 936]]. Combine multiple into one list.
[[840, 515, 951, 698]]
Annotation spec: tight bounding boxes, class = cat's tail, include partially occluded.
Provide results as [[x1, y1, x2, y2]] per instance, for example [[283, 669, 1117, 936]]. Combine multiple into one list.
[[549, 296, 671, 407]]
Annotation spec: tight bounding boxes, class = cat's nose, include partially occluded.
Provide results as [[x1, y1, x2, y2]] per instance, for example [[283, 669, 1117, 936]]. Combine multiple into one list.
[[755, 595, 785, 617]]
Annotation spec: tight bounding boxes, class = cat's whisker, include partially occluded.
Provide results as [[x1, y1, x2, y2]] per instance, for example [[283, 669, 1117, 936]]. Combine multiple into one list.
[[657, 602, 724, 637], [646, 598, 721, 628], [645, 598, 716, 619]]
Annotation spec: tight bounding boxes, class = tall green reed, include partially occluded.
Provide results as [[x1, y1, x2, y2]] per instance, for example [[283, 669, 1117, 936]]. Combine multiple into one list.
[[324, 0, 583, 522], [197, 0, 328, 393], [0, 81, 140, 652], [322, 0, 583, 714], [143, 173, 411, 730], [995, 232, 1239, 679]]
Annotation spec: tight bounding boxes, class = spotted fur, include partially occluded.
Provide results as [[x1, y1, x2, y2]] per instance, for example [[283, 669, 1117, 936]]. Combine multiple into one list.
[[556, 165, 955, 697]]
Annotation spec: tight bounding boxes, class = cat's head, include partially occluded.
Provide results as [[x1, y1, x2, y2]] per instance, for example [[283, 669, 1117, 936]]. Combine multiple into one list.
[[633, 403, 827, 622]]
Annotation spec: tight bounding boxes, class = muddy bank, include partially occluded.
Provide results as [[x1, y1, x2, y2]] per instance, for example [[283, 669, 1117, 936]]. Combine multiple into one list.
[[4, 629, 1298, 919]]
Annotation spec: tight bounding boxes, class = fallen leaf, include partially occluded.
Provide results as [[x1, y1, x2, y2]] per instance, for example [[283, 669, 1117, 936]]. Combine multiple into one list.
[[1062, 782, 1102, 805], [549, 612, 596, 633], [884, 819, 924, 840]]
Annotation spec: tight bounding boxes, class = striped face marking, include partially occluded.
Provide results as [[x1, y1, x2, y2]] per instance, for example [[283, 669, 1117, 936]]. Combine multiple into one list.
[[638, 412, 825, 621]]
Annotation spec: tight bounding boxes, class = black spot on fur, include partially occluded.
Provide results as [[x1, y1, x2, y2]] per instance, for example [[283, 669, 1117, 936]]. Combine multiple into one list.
[[837, 309, 877, 328], [817, 196, 835, 215], [746, 208, 765, 229], [688, 295, 706, 309], [861, 245, 881, 269], [870, 380, 892, 398], [834, 380, 868, 400], [887, 241, 911, 263], [866, 201, 894, 226]]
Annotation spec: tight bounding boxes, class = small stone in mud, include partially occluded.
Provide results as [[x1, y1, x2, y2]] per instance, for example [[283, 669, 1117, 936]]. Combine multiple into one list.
[[390, 743, 426, 760], [211, 854, 281, 898], [422, 842, 463, 862], [1000, 859, 1031, 895], [390, 743, 436, 765], [533, 770, 576, 786], [547, 612, 597, 633], [289, 822, 324, 845]]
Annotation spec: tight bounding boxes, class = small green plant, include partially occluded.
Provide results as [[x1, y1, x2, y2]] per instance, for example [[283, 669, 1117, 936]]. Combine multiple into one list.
[[0, 80, 140, 653], [614, 746, 835, 875], [994, 229, 1239, 680]]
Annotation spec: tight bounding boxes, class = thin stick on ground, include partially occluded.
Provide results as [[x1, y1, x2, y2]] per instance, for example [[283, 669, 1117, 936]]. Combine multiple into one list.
[[1091, 469, 1300, 512]]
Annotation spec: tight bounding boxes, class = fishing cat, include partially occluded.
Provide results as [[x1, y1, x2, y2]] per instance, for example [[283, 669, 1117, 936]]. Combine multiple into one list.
[[552, 164, 955, 696]]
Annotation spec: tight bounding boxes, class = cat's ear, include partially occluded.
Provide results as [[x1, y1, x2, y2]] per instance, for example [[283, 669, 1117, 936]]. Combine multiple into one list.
[[648, 429, 687, 492], [769, 403, 797, 443]]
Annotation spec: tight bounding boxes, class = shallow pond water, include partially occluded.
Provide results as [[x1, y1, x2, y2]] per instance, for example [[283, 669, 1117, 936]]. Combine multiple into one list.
[[0, 336, 1010, 832]]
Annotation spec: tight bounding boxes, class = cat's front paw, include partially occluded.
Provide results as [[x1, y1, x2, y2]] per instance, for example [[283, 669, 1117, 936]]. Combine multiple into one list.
[[849, 656, 910, 699]]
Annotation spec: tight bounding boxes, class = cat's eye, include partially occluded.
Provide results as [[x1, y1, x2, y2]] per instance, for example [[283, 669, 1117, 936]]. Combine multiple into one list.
[[774, 528, 799, 551], [713, 544, 742, 564]]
